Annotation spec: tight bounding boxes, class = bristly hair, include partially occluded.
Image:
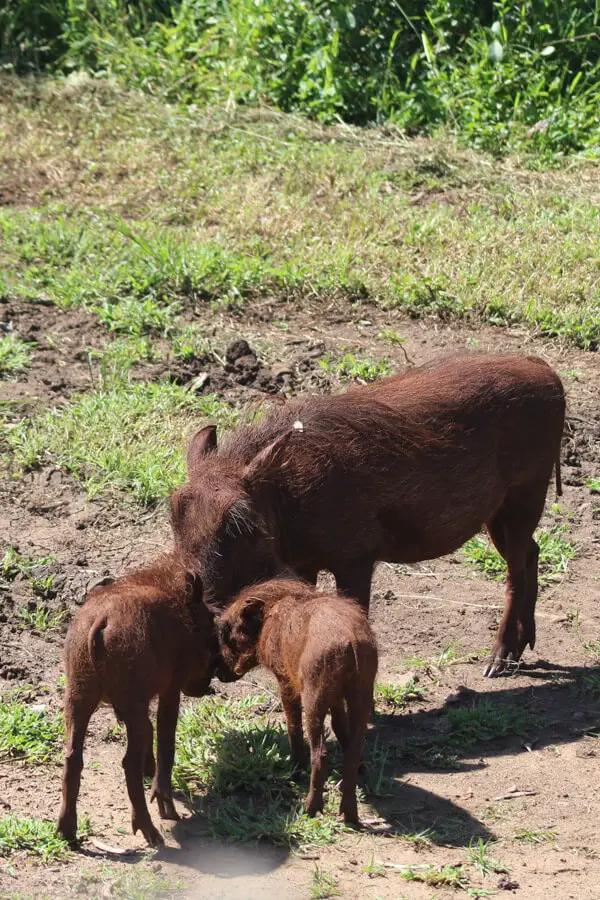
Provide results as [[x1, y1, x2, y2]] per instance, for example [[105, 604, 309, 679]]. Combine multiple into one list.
[[97, 552, 190, 600]]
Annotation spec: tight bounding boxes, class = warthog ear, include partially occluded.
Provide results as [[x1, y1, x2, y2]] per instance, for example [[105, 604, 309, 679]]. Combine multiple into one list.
[[185, 570, 204, 605], [88, 574, 116, 592], [187, 424, 218, 478], [242, 429, 294, 486], [240, 597, 265, 640]]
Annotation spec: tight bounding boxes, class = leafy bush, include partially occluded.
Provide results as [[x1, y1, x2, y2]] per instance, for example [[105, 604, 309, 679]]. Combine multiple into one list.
[[2, 1, 599, 157]]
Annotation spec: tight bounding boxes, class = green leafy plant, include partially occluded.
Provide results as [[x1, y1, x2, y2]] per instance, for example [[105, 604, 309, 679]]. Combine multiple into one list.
[[311, 866, 340, 899], [0, 333, 33, 376], [17, 603, 67, 632], [0, 699, 64, 763], [0, 816, 70, 862], [8, 384, 237, 504], [376, 679, 426, 710], [319, 352, 392, 383], [0, 547, 56, 597], [463, 525, 576, 585]]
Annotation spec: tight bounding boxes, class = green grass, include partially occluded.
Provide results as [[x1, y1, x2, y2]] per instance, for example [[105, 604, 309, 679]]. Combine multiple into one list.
[[7, 384, 237, 504], [585, 478, 600, 494], [17, 603, 67, 632], [583, 640, 600, 661], [318, 352, 393, 384], [0, 546, 57, 597], [463, 525, 576, 586], [400, 863, 467, 888], [376, 679, 426, 711], [0, 816, 70, 862], [311, 866, 340, 899], [405, 698, 533, 769], [0, 333, 33, 377], [0, 699, 64, 763], [1, 84, 600, 354], [515, 827, 557, 844], [466, 838, 509, 877], [446, 699, 531, 748], [173, 695, 344, 849]]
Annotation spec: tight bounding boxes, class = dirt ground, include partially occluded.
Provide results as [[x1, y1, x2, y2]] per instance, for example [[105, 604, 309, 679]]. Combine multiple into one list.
[[1, 293, 599, 899]]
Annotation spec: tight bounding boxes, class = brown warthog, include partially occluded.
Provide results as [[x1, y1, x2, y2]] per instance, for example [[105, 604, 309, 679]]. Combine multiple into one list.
[[216, 578, 378, 824], [171, 353, 565, 677], [57, 555, 215, 846]]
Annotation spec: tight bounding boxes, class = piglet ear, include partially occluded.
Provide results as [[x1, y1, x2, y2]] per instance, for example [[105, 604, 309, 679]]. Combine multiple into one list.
[[187, 425, 217, 478], [185, 570, 204, 605], [241, 597, 265, 640], [242, 430, 293, 486]]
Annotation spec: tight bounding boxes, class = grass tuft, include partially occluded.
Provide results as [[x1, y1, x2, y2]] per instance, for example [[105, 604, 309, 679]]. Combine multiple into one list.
[[173, 696, 344, 849], [0, 699, 64, 763], [17, 603, 67, 632], [0, 333, 33, 377], [0, 816, 70, 862], [376, 679, 426, 711], [318, 353, 393, 383], [7, 384, 237, 504], [515, 827, 557, 844], [463, 525, 576, 586], [311, 866, 340, 899]]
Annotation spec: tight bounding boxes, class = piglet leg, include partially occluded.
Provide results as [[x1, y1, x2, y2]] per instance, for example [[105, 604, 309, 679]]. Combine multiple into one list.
[[302, 695, 328, 817], [279, 683, 307, 771], [150, 686, 181, 821], [57, 690, 99, 843], [338, 692, 370, 826], [122, 706, 163, 845]]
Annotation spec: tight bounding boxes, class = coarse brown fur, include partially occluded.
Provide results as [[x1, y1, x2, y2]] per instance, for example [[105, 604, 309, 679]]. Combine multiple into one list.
[[57, 554, 216, 847], [171, 352, 565, 677], [217, 578, 378, 824]]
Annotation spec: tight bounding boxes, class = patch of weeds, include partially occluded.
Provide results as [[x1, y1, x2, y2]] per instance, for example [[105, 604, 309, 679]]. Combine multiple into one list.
[[377, 329, 407, 346], [361, 736, 393, 797], [0, 333, 33, 377], [583, 640, 600, 661], [0, 546, 56, 596], [174, 696, 344, 849], [17, 603, 67, 632], [467, 838, 509, 876], [581, 672, 600, 696], [586, 478, 600, 494], [400, 863, 467, 888], [463, 525, 576, 585], [91, 294, 180, 337], [7, 384, 237, 504], [515, 827, 557, 844], [170, 324, 214, 361], [311, 866, 340, 899], [363, 854, 387, 877], [405, 642, 486, 673], [399, 828, 435, 850], [0, 698, 64, 763], [89, 336, 160, 388], [318, 353, 392, 383], [406, 698, 532, 770], [446, 699, 531, 749], [0, 816, 70, 862], [376, 679, 426, 711], [1, 546, 55, 581]]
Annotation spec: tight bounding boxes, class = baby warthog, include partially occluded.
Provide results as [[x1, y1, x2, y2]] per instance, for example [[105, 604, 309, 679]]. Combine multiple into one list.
[[172, 353, 565, 677], [217, 578, 378, 825], [57, 555, 215, 846]]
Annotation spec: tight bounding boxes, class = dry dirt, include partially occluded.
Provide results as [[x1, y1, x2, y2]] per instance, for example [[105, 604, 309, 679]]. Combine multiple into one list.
[[1, 294, 599, 899]]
